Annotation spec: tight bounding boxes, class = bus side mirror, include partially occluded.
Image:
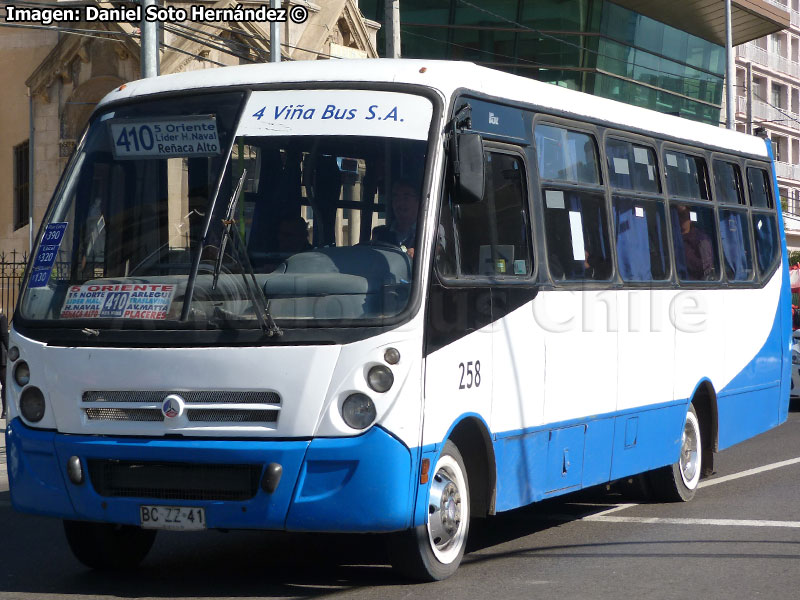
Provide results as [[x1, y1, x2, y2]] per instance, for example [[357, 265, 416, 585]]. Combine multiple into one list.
[[452, 132, 484, 204]]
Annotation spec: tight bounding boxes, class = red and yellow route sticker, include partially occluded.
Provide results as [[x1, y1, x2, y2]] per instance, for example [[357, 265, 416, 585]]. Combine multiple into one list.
[[60, 283, 175, 320]]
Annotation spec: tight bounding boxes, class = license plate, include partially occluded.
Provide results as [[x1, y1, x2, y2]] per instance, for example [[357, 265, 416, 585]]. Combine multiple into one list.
[[140, 505, 206, 531]]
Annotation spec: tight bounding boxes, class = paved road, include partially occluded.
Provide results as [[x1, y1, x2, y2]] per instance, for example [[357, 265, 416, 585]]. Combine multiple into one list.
[[0, 404, 798, 600]]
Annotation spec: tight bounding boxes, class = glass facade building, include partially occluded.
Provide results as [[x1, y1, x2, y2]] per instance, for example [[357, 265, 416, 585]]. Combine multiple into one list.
[[361, 0, 726, 124]]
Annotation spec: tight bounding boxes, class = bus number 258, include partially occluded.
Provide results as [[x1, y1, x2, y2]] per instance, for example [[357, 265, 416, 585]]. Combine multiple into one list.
[[458, 360, 481, 389]]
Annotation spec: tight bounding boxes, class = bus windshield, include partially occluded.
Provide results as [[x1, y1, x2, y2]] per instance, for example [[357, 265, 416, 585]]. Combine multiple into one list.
[[20, 89, 432, 329]]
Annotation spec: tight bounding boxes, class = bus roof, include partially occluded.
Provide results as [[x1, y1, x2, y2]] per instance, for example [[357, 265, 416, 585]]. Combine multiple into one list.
[[99, 59, 769, 159]]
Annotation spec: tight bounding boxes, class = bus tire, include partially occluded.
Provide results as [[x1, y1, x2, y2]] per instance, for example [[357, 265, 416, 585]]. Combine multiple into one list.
[[649, 405, 702, 502], [388, 440, 470, 581], [63, 520, 157, 570]]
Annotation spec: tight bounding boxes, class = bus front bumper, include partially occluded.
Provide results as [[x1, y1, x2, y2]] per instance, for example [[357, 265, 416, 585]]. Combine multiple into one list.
[[5, 419, 416, 532]]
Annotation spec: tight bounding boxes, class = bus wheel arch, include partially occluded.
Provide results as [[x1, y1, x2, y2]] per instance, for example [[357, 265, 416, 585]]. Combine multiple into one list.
[[691, 380, 718, 478], [649, 404, 701, 501], [449, 416, 497, 518], [649, 382, 717, 502], [388, 417, 496, 580], [389, 440, 469, 580]]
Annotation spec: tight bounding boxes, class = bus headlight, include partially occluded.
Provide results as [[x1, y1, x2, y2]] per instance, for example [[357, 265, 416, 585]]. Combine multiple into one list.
[[19, 387, 46, 423], [14, 361, 30, 386], [367, 365, 394, 393], [384, 347, 400, 365], [793, 352, 800, 365], [7, 346, 19, 362], [341, 393, 376, 430]]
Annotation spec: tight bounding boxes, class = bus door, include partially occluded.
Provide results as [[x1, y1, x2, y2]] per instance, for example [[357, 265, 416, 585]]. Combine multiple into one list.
[[424, 156, 495, 447], [485, 147, 540, 439], [483, 147, 547, 507]]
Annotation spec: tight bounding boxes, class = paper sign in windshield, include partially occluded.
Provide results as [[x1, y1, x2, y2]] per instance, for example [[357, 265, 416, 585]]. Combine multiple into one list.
[[109, 116, 220, 159], [61, 283, 175, 320], [29, 222, 68, 288]]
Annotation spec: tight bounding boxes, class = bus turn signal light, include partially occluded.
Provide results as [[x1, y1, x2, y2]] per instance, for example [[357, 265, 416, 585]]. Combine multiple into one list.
[[420, 459, 430, 484]]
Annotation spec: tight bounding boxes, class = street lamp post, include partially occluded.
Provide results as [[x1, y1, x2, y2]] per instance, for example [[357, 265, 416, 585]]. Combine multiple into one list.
[[726, 0, 735, 129], [140, 0, 159, 78]]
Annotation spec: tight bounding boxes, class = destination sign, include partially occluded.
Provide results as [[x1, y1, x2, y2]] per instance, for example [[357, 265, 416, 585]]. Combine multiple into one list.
[[108, 116, 221, 159]]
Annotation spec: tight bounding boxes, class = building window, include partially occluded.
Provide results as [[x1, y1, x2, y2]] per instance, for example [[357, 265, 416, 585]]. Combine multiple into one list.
[[773, 135, 788, 162], [772, 33, 787, 58], [772, 83, 787, 109], [753, 76, 766, 102], [13, 140, 29, 230]]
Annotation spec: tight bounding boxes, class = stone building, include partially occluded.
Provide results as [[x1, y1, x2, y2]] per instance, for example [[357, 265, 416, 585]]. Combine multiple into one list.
[[0, 0, 379, 259]]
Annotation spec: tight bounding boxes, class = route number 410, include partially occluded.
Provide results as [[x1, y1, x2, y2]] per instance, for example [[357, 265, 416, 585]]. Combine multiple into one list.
[[458, 360, 481, 389]]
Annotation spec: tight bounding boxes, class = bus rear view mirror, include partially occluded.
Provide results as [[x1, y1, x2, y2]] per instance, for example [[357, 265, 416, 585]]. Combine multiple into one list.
[[453, 132, 485, 204]]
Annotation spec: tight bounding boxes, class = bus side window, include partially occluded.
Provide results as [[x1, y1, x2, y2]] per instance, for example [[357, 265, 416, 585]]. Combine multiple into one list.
[[747, 167, 774, 209], [535, 124, 600, 185], [713, 160, 753, 281], [613, 197, 670, 282], [713, 159, 745, 205], [670, 203, 720, 281], [752, 213, 780, 275], [440, 150, 533, 278], [606, 139, 660, 194], [543, 190, 611, 281], [664, 151, 710, 200], [718, 209, 754, 282]]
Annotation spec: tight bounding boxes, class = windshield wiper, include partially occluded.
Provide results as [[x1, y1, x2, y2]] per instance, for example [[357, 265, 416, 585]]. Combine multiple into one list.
[[211, 169, 282, 337], [228, 221, 283, 337], [212, 168, 247, 291]]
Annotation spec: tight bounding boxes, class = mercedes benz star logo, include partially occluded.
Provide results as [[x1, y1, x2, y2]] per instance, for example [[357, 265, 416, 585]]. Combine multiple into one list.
[[161, 394, 185, 419]]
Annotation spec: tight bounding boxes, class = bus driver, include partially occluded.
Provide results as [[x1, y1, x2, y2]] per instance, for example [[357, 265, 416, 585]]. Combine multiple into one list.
[[372, 180, 419, 259]]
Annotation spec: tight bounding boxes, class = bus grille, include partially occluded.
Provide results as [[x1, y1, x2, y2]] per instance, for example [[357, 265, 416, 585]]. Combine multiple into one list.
[[87, 460, 262, 501], [81, 391, 281, 424], [85, 407, 163, 422]]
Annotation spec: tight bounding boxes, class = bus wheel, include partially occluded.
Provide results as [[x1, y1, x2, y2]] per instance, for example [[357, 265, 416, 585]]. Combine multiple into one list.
[[388, 440, 470, 581], [63, 520, 156, 570], [649, 405, 702, 502]]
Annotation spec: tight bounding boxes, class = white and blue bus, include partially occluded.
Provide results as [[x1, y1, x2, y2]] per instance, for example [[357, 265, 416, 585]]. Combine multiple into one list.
[[6, 60, 790, 580]]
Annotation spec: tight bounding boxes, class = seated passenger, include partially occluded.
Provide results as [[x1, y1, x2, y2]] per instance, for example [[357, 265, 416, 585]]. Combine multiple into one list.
[[677, 205, 714, 280], [278, 215, 312, 254], [373, 180, 419, 259]]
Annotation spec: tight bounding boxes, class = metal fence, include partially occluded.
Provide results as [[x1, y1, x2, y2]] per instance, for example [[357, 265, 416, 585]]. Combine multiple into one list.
[[0, 250, 28, 320]]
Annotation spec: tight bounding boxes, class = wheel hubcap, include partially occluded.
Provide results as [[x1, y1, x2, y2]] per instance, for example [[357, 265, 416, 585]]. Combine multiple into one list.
[[680, 419, 699, 485], [428, 471, 461, 549]]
